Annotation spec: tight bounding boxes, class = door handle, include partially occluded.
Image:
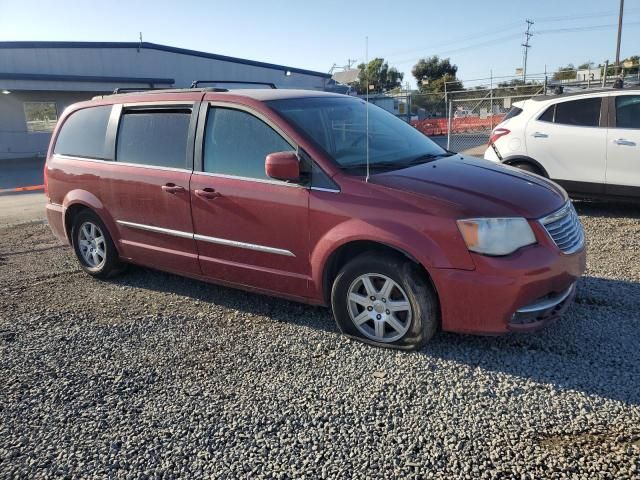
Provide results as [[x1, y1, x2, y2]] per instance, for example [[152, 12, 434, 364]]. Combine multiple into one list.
[[532, 132, 548, 138], [161, 183, 185, 193], [613, 138, 636, 146], [195, 187, 221, 199]]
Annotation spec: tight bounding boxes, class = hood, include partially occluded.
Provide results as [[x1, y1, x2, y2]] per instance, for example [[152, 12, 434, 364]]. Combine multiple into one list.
[[370, 155, 567, 219]]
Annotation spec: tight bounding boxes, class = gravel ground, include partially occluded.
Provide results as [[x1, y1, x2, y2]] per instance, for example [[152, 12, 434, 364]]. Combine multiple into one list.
[[1, 201, 639, 479]]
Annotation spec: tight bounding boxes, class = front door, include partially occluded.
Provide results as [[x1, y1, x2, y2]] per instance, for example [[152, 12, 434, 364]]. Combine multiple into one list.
[[525, 96, 607, 194], [606, 94, 640, 197], [105, 103, 200, 275], [190, 104, 311, 298]]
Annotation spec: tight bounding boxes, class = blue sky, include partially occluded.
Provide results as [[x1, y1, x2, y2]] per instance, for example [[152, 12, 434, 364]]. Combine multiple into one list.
[[1, 0, 638, 87]]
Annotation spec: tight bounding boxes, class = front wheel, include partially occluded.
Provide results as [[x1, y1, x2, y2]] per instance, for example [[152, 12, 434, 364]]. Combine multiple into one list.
[[331, 253, 438, 350]]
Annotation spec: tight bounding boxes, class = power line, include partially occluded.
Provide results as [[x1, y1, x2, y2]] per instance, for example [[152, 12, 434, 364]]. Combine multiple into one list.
[[376, 22, 523, 60], [386, 32, 523, 66], [376, 9, 640, 63], [535, 8, 638, 23], [536, 20, 640, 34]]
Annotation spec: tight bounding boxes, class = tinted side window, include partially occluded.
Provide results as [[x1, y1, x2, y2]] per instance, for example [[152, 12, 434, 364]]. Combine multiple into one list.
[[538, 105, 555, 122], [204, 108, 292, 180], [615, 95, 640, 129], [116, 109, 191, 168], [554, 98, 601, 127], [54, 105, 112, 159]]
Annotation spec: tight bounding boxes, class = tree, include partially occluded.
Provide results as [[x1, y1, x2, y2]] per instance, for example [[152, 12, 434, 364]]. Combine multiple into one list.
[[428, 73, 462, 93], [623, 55, 639, 74], [411, 56, 460, 92], [553, 64, 576, 81], [356, 58, 404, 94]]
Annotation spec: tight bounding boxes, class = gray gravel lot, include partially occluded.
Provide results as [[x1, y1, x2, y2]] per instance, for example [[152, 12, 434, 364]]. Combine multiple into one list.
[[1, 202, 639, 479]]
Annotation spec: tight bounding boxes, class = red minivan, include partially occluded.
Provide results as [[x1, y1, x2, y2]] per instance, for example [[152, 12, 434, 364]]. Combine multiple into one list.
[[45, 88, 586, 349]]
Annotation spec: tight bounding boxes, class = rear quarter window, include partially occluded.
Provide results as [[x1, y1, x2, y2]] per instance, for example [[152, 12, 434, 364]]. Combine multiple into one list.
[[538, 105, 555, 122], [501, 106, 522, 122], [53, 105, 112, 159]]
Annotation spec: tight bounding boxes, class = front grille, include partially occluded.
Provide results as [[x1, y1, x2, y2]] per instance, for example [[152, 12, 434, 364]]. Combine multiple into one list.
[[540, 203, 585, 254]]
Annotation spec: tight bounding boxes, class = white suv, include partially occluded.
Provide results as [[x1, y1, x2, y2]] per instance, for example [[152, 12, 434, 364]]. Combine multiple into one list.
[[484, 88, 640, 200]]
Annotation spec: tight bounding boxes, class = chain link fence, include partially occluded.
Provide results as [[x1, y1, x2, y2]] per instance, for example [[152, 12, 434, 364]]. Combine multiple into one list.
[[356, 67, 640, 157], [361, 87, 546, 156], [408, 85, 544, 156]]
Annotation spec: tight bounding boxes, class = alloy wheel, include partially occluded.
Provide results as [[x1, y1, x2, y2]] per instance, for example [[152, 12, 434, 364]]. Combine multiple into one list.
[[77, 221, 106, 269], [347, 273, 412, 343]]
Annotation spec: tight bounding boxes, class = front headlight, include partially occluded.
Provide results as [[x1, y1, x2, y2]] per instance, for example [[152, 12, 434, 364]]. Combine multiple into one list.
[[457, 217, 536, 256]]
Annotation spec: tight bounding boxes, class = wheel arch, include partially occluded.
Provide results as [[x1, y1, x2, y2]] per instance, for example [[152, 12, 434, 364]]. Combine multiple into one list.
[[502, 155, 549, 177], [62, 190, 120, 253], [320, 239, 440, 308]]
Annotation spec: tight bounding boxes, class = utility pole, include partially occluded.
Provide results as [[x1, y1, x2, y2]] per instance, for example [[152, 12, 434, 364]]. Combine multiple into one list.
[[615, 0, 624, 76], [521, 19, 534, 83], [346, 58, 357, 69]]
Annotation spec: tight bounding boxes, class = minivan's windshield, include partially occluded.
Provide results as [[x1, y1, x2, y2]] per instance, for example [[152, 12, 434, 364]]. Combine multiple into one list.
[[267, 97, 449, 172]]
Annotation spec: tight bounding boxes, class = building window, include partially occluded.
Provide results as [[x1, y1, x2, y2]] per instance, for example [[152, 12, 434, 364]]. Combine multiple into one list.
[[24, 102, 58, 133]]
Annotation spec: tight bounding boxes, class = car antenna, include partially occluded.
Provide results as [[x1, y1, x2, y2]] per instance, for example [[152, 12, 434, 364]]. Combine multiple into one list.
[[365, 36, 370, 183]]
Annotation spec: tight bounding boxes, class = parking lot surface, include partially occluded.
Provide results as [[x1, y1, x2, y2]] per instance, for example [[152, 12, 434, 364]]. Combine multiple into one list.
[[1, 202, 639, 479]]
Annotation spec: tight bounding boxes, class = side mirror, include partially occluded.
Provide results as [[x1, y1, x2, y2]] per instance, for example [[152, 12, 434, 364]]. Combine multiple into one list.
[[265, 151, 300, 181]]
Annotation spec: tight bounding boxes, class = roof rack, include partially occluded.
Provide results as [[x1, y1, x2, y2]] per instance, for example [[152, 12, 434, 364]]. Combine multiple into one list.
[[190, 80, 277, 89], [112, 87, 167, 94]]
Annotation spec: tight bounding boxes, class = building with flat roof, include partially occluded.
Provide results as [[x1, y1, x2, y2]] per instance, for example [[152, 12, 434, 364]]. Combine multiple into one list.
[[0, 41, 332, 159]]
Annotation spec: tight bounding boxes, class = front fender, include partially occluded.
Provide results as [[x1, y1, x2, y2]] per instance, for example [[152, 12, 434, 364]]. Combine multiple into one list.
[[310, 217, 474, 300]]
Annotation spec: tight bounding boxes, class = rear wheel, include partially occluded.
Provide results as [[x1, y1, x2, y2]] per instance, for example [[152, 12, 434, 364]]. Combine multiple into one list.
[[71, 210, 124, 279], [331, 253, 438, 350]]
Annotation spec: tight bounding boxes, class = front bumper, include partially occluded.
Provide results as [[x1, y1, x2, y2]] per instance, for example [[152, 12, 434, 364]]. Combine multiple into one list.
[[509, 282, 576, 331], [430, 230, 586, 335]]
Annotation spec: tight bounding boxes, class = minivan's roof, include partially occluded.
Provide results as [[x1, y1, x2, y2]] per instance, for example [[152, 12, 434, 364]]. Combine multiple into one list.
[[219, 88, 350, 101], [95, 88, 351, 102]]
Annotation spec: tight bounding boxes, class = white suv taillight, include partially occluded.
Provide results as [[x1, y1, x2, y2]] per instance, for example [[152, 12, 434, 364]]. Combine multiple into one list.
[[488, 128, 510, 145]]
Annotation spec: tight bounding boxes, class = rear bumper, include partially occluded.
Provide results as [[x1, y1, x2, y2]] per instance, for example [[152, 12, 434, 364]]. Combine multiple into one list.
[[45, 202, 68, 243], [431, 242, 586, 335]]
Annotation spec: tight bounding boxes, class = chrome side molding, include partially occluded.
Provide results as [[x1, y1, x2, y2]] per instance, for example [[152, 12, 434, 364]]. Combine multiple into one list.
[[116, 220, 194, 239], [193, 234, 295, 257], [116, 220, 295, 257]]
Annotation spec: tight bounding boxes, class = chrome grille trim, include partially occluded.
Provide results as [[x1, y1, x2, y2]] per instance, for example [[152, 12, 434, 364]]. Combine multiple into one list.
[[539, 203, 585, 255]]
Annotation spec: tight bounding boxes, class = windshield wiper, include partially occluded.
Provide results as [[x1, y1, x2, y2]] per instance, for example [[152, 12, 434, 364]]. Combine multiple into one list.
[[340, 152, 451, 171]]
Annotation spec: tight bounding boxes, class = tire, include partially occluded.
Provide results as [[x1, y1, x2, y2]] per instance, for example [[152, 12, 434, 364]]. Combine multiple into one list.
[[511, 161, 544, 176], [71, 210, 124, 279], [331, 253, 438, 350]]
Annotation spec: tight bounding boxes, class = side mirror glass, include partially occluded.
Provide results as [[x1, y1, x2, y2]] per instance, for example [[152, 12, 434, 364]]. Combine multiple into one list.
[[265, 151, 300, 181]]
